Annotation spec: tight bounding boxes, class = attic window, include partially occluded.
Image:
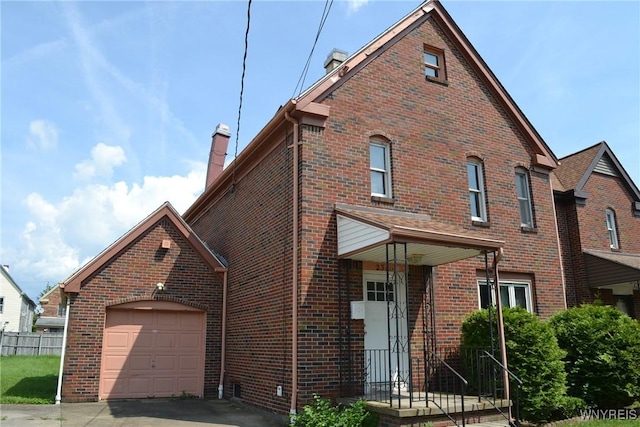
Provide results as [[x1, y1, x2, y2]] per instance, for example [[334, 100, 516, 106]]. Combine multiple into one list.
[[423, 45, 446, 83]]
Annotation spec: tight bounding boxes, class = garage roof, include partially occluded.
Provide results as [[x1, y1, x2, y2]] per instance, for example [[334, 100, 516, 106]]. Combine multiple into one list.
[[62, 202, 226, 293]]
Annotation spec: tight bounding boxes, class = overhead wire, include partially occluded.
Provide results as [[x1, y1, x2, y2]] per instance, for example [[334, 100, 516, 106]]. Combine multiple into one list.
[[232, 0, 253, 188], [292, 0, 334, 98]]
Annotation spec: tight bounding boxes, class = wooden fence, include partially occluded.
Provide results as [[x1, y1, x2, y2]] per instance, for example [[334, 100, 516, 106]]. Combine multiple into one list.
[[0, 331, 64, 356]]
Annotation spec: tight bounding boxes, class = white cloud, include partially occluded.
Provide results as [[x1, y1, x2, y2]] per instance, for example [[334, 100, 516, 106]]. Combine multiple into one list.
[[26, 120, 59, 151], [347, 0, 369, 14], [74, 143, 127, 180], [16, 162, 206, 284]]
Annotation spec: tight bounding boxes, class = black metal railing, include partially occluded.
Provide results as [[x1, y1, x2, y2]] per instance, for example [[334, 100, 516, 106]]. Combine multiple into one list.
[[363, 349, 392, 403], [461, 348, 522, 427], [425, 350, 468, 427]]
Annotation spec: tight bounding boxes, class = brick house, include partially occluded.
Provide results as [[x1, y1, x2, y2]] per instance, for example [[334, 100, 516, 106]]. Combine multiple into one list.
[[35, 285, 67, 333], [60, 202, 226, 402], [553, 141, 640, 319], [180, 0, 565, 423]]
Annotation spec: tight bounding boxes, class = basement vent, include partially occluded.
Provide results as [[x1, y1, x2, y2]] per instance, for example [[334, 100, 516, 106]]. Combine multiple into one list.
[[233, 383, 241, 398], [594, 155, 619, 177]]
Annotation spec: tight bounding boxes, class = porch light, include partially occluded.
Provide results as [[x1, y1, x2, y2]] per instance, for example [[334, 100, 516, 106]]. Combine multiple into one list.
[[407, 254, 424, 264]]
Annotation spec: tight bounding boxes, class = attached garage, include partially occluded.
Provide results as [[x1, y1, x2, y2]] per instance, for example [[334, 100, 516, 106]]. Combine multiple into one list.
[[60, 203, 225, 403], [100, 301, 206, 399]]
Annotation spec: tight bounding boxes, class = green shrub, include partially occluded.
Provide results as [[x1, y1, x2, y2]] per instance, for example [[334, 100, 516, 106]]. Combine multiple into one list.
[[461, 307, 575, 423], [291, 394, 377, 427], [549, 304, 640, 408]]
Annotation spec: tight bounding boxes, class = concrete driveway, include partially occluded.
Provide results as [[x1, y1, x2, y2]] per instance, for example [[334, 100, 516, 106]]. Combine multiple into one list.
[[0, 399, 287, 427]]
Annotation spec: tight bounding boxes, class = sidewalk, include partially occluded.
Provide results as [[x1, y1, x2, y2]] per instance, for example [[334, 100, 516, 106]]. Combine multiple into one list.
[[0, 398, 286, 427]]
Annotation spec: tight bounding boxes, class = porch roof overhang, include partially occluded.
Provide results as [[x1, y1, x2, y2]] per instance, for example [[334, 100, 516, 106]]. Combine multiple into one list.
[[584, 250, 640, 290], [335, 204, 503, 266]]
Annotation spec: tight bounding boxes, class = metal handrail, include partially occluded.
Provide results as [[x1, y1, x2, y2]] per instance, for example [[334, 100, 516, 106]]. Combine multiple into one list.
[[427, 350, 468, 427], [481, 350, 522, 427], [481, 351, 522, 386]]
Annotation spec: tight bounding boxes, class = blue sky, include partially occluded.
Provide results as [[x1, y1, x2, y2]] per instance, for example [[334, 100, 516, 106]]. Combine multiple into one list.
[[2, 0, 639, 303]]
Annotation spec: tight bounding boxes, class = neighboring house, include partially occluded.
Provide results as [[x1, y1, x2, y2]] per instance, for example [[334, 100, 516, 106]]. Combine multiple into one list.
[[553, 141, 640, 319], [0, 265, 36, 333], [182, 0, 565, 423], [60, 203, 226, 402], [35, 285, 67, 334]]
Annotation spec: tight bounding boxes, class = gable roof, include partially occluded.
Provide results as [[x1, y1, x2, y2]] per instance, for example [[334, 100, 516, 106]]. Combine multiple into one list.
[[184, 0, 558, 223], [39, 283, 61, 303], [62, 202, 226, 293], [553, 141, 640, 210], [0, 266, 36, 308]]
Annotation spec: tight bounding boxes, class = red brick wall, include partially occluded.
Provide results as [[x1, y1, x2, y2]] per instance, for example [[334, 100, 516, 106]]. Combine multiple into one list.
[[559, 172, 640, 313], [190, 134, 295, 414], [61, 218, 223, 402], [298, 17, 564, 347], [189, 15, 566, 415], [40, 287, 64, 318], [577, 173, 640, 254]]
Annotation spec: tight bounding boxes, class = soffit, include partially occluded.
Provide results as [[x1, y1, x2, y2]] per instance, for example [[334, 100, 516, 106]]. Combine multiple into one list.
[[335, 204, 503, 266], [584, 250, 640, 288]]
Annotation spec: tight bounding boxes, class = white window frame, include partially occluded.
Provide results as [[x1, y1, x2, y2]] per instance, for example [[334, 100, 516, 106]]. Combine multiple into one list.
[[515, 169, 534, 227], [467, 159, 487, 221], [477, 280, 532, 312], [606, 208, 619, 249], [364, 276, 394, 302], [370, 140, 392, 198]]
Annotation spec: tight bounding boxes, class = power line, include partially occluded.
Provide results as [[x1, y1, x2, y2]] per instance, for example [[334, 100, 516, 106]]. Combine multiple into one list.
[[232, 0, 253, 189], [292, 0, 334, 98]]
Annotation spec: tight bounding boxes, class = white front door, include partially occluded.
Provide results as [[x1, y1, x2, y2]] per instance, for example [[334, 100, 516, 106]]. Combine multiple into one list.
[[363, 271, 409, 391]]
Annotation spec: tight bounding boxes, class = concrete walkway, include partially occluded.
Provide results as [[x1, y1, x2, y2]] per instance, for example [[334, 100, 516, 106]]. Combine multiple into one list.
[[0, 399, 286, 427]]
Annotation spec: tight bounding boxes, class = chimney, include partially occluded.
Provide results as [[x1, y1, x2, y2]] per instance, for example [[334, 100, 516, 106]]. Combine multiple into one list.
[[323, 49, 348, 74], [206, 123, 231, 190]]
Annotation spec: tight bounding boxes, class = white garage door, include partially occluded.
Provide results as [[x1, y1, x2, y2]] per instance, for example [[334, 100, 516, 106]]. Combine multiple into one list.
[[100, 301, 205, 399]]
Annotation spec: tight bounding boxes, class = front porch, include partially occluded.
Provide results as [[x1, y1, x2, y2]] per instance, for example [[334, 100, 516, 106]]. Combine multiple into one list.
[[334, 204, 517, 426]]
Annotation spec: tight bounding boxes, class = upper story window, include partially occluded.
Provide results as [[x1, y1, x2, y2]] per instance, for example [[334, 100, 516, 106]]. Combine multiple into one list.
[[467, 158, 487, 222], [423, 45, 446, 83], [57, 304, 67, 317], [515, 169, 534, 228], [0, 297, 3, 313], [605, 208, 619, 249], [478, 280, 532, 312], [370, 139, 392, 198]]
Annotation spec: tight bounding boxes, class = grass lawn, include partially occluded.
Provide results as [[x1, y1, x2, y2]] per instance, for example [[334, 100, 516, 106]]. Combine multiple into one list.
[[0, 355, 60, 404]]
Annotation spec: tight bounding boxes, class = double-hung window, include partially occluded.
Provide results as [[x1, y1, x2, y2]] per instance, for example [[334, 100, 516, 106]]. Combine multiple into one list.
[[467, 159, 487, 222], [515, 169, 534, 227], [424, 45, 446, 83], [370, 140, 392, 198], [478, 280, 532, 312], [606, 209, 619, 249]]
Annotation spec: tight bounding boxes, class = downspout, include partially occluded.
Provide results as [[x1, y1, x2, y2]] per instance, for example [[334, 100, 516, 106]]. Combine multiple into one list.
[[284, 109, 299, 417], [549, 177, 568, 309], [55, 293, 71, 404], [492, 248, 511, 421], [217, 267, 228, 399]]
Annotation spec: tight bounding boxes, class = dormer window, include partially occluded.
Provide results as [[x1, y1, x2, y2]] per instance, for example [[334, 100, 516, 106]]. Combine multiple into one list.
[[423, 45, 446, 83], [605, 209, 619, 249]]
